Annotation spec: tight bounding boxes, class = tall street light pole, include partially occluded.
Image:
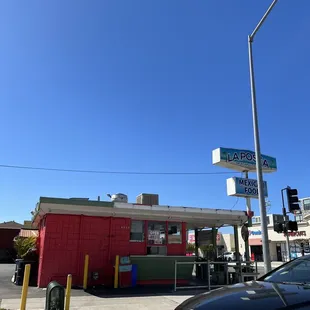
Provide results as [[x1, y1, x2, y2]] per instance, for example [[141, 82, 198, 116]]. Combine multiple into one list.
[[248, 0, 278, 274]]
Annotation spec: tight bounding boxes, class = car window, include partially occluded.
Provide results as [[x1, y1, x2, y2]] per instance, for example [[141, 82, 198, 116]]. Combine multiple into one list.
[[263, 259, 310, 284]]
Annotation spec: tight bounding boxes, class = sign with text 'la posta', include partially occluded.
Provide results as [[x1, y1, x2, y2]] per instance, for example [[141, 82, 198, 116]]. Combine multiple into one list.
[[212, 147, 277, 173], [227, 177, 268, 199]]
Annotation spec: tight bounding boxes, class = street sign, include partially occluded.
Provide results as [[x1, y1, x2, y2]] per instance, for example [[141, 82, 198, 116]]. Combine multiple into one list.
[[226, 177, 268, 199], [212, 147, 277, 173]]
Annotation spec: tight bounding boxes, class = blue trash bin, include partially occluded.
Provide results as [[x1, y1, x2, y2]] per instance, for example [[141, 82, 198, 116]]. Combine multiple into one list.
[[131, 264, 138, 287]]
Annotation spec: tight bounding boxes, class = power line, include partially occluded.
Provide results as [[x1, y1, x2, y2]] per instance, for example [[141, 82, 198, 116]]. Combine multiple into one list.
[[0, 164, 235, 176]]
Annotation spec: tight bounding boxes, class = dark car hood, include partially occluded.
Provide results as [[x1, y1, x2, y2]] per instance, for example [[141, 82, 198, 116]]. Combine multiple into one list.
[[176, 281, 310, 310]]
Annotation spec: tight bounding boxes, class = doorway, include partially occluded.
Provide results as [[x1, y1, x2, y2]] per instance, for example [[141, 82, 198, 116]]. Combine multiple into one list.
[[276, 244, 282, 261], [250, 245, 263, 261]]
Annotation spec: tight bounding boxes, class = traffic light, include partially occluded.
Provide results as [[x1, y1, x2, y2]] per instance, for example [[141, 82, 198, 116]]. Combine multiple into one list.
[[286, 220, 298, 232], [286, 188, 300, 213], [274, 222, 284, 233]]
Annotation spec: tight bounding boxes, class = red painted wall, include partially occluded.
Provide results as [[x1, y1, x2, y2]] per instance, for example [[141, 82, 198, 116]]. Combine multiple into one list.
[[37, 214, 187, 288]]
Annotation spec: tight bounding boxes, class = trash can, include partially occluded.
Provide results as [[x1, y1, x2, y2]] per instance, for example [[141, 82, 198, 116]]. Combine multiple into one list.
[[131, 264, 138, 287], [14, 260, 38, 286]]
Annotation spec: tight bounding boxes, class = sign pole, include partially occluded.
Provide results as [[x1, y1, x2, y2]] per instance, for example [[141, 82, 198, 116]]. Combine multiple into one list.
[[244, 171, 251, 262]]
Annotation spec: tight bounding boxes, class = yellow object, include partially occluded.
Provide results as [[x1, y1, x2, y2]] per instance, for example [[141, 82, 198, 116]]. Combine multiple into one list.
[[114, 255, 120, 289], [65, 274, 72, 310], [20, 264, 31, 310], [83, 254, 89, 290]]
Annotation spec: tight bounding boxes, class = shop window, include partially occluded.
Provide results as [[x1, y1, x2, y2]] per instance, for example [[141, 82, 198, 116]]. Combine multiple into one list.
[[147, 221, 166, 245], [168, 223, 182, 244], [130, 220, 144, 242]]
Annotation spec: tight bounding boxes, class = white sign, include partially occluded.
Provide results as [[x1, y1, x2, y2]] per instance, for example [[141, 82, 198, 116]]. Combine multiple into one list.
[[227, 177, 268, 199], [148, 230, 160, 243], [212, 147, 277, 173]]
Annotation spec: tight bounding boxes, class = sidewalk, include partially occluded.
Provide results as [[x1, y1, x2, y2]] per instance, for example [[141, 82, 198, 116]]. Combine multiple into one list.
[[0, 295, 190, 310], [256, 261, 284, 268]]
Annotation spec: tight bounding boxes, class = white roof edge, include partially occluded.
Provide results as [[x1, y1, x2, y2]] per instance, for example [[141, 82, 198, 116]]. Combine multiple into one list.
[[35, 202, 247, 227], [116, 202, 246, 216]]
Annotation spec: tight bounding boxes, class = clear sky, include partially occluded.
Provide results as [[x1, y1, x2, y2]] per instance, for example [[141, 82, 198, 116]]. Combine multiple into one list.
[[0, 0, 309, 230]]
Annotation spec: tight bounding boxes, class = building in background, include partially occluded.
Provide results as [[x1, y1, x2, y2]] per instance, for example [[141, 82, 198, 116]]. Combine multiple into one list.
[[238, 213, 310, 262], [0, 221, 23, 262], [300, 197, 310, 221], [187, 230, 235, 255]]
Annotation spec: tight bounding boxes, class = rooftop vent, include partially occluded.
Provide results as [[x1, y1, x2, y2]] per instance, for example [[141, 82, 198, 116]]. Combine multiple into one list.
[[136, 193, 159, 205], [107, 193, 128, 203]]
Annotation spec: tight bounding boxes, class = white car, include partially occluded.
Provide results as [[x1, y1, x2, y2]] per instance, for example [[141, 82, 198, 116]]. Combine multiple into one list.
[[221, 251, 242, 261]]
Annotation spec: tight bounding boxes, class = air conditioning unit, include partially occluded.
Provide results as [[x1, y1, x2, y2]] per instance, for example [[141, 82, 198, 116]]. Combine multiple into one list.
[[136, 193, 159, 205]]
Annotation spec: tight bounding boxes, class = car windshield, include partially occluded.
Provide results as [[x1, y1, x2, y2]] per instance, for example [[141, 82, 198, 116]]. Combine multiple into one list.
[[262, 258, 310, 284]]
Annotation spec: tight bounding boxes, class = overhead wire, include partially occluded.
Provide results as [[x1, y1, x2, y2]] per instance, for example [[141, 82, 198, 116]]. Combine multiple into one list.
[[0, 164, 236, 176]]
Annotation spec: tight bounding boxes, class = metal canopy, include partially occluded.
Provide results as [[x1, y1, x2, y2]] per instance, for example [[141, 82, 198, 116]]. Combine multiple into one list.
[[32, 198, 247, 229]]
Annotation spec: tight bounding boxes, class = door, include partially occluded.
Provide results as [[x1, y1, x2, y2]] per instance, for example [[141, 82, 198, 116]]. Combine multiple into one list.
[[276, 245, 282, 261]]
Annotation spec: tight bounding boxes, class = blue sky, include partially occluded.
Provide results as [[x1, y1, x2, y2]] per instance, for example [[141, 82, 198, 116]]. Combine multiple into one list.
[[0, 0, 309, 230]]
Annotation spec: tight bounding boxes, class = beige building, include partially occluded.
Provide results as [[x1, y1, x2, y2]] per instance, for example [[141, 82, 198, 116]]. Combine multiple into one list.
[[238, 213, 310, 261]]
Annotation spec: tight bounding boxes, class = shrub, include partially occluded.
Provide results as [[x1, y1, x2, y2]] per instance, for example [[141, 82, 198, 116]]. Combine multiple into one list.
[[13, 236, 37, 260]]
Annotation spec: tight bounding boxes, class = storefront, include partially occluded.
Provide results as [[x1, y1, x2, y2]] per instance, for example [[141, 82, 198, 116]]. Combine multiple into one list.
[[238, 214, 310, 262], [32, 196, 247, 287]]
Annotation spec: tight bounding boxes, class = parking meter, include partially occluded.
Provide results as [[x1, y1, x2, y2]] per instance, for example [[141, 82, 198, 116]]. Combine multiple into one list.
[[45, 281, 65, 310]]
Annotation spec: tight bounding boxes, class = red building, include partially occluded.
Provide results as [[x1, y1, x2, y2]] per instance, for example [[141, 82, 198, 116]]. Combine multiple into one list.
[[32, 196, 247, 288]]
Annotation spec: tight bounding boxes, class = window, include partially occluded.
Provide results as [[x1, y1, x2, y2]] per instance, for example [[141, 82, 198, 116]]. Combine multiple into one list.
[[252, 216, 270, 225], [303, 199, 310, 211], [147, 221, 166, 245], [168, 223, 182, 244], [263, 259, 310, 284], [130, 220, 144, 242]]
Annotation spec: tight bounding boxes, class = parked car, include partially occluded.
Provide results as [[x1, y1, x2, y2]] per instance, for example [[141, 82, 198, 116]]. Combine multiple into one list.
[[175, 255, 310, 309], [219, 251, 242, 261]]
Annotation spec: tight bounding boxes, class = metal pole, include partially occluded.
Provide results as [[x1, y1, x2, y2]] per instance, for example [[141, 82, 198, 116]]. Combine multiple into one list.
[[207, 261, 210, 291], [20, 264, 31, 310], [248, 0, 278, 273], [65, 274, 72, 310], [244, 171, 251, 263], [174, 260, 177, 292], [248, 37, 271, 273], [281, 189, 291, 261]]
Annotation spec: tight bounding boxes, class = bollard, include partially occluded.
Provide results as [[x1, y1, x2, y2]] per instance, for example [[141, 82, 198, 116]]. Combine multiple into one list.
[[45, 281, 65, 310], [114, 255, 119, 289], [65, 274, 72, 310], [83, 254, 89, 290], [20, 264, 31, 310]]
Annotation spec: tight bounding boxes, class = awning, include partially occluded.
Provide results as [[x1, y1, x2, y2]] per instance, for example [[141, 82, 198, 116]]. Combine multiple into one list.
[[249, 238, 262, 246], [249, 238, 272, 246]]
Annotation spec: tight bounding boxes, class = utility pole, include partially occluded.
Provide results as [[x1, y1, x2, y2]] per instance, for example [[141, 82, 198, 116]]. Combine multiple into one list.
[[248, 0, 278, 274]]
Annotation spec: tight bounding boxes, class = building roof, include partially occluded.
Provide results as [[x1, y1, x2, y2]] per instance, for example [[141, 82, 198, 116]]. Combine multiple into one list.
[[19, 229, 39, 238], [32, 196, 248, 229], [0, 221, 23, 230]]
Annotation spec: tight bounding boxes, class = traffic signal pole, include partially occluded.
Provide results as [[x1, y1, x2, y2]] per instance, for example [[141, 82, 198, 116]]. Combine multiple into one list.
[[281, 188, 291, 261]]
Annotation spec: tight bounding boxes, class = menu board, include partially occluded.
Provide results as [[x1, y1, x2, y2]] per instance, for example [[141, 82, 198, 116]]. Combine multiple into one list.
[[148, 230, 161, 244]]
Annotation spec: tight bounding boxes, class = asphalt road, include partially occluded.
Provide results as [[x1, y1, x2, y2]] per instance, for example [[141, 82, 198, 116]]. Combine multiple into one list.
[[0, 264, 92, 301], [0, 262, 273, 304], [0, 264, 45, 301]]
